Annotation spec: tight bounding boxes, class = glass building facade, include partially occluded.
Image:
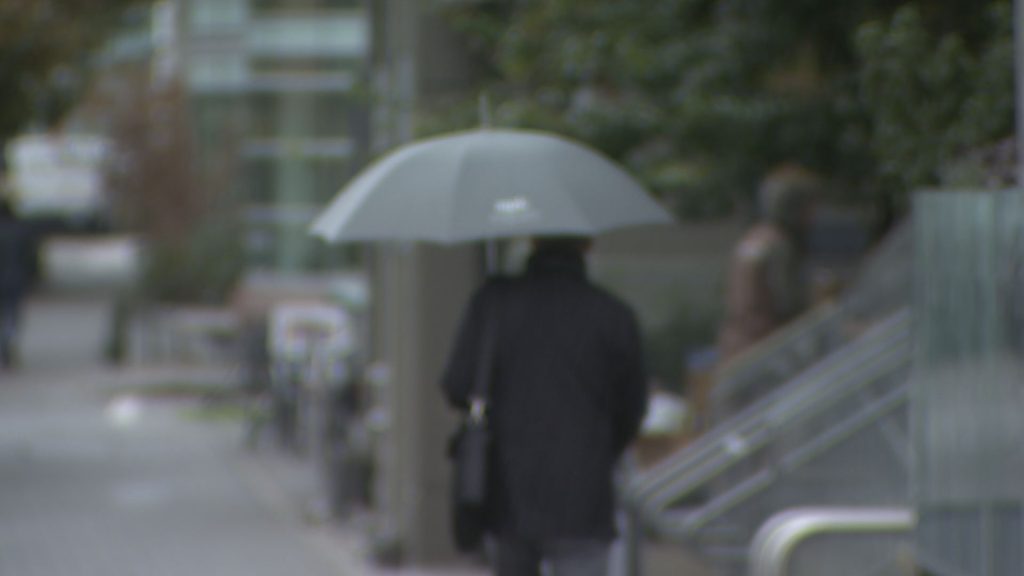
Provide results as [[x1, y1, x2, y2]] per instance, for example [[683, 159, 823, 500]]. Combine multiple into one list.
[[179, 0, 368, 271]]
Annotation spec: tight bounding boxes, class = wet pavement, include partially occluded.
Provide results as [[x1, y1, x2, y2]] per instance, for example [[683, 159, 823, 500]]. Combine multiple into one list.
[[0, 295, 486, 576], [4, 293, 719, 576], [0, 296, 364, 575], [0, 294, 715, 576]]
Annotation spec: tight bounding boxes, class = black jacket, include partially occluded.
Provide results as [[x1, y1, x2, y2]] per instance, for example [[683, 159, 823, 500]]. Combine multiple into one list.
[[442, 248, 648, 542], [0, 219, 31, 302]]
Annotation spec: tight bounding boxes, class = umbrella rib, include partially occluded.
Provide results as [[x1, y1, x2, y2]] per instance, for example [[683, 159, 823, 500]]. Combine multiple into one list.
[[311, 129, 676, 245], [446, 137, 474, 243]]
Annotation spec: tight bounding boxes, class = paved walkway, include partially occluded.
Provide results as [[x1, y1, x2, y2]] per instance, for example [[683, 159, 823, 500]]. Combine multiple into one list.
[[2, 294, 708, 576], [0, 374, 360, 576], [0, 295, 483, 576], [0, 296, 350, 575]]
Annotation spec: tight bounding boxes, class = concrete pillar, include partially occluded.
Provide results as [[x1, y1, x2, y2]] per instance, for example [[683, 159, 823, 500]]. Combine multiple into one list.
[[1015, 0, 1024, 184], [371, 243, 481, 564], [365, 0, 484, 565]]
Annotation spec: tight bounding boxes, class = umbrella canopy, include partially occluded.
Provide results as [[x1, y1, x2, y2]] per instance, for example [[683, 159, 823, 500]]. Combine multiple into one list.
[[310, 128, 674, 245]]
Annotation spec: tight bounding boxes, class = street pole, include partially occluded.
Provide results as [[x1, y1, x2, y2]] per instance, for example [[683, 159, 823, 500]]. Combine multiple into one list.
[[1016, 0, 1024, 185]]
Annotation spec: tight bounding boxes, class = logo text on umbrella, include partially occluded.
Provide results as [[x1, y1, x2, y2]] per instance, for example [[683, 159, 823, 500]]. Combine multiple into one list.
[[491, 196, 539, 224]]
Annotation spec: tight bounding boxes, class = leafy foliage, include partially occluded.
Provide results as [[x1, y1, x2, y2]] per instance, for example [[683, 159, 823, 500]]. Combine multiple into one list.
[[855, 3, 1015, 195], [0, 0, 139, 141], [104, 74, 244, 304], [140, 215, 246, 304], [436, 0, 1015, 222]]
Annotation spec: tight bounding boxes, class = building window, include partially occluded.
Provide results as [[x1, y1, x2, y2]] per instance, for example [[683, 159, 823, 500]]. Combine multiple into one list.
[[187, 52, 248, 91], [248, 57, 362, 93], [189, 0, 247, 30], [246, 15, 367, 59], [244, 213, 357, 270], [246, 93, 353, 139], [251, 56, 362, 76], [195, 95, 244, 141], [250, 0, 363, 13], [243, 156, 349, 206], [244, 158, 276, 204]]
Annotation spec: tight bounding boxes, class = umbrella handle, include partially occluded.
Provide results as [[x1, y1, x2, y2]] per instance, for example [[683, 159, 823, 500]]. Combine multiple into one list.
[[485, 241, 499, 274]]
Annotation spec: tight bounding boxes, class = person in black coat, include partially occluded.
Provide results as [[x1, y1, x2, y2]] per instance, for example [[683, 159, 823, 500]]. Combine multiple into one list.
[[0, 199, 31, 369], [442, 237, 649, 576]]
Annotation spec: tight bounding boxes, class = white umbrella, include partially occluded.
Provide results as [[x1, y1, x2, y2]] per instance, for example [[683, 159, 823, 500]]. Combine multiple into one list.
[[310, 128, 674, 245]]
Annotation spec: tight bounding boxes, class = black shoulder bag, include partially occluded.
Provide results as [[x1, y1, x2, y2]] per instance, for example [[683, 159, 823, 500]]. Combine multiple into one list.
[[450, 297, 497, 553]]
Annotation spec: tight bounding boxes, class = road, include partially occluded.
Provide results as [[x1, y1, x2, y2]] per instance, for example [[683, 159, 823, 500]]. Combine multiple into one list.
[[0, 295, 362, 576]]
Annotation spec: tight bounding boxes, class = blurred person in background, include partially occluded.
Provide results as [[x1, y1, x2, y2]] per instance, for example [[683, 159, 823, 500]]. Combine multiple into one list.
[[717, 164, 820, 364], [0, 197, 32, 368], [443, 236, 649, 576]]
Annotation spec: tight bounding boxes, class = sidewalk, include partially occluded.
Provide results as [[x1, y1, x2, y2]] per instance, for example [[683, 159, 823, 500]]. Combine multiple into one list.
[[0, 368, 353, 575], [0, 295, 485, 576]]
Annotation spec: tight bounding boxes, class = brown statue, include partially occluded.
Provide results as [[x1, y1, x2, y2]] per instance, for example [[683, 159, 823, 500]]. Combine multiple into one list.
[[718, 164, 820, 363]]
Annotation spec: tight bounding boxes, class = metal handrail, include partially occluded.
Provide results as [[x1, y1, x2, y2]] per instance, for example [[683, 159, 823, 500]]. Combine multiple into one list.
[[655, 352, 907, 526], [713, 302, 840, 394], [642, 311, 904, 487], [627, 310, 911, 514], [711, 223, 912, 424], [654, 381, 908, 539], [748, 507, 914, 576]]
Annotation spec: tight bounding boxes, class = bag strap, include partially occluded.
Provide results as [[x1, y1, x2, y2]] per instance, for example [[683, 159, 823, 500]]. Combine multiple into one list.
[[468, 290, 498, 423]]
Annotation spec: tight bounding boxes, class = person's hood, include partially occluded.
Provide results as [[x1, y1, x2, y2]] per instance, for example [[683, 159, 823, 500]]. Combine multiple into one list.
[[759, 164, 819, 237], [526, 245, 587, 279]]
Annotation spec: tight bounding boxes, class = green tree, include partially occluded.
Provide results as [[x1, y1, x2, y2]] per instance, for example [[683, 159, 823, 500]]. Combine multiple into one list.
[[437, 0, 1015, 224], [855, 3, 1014, 196], [104, 73, 244, 304], [0, 0, 138, 143]]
